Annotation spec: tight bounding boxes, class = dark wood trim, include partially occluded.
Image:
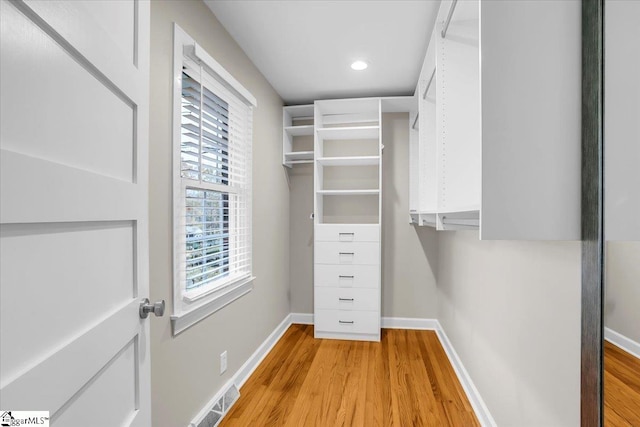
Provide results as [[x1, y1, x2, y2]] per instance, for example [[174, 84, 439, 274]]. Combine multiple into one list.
[[581, 0, 605, 425]]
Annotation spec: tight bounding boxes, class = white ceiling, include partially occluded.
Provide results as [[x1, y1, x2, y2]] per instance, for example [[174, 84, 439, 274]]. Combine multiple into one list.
[[205, 0, 441, 105]]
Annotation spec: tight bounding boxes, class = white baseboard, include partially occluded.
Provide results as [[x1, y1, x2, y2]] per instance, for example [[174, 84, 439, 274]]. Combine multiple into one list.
[[291, 314, 439, 330], [290, 312, 313, 324], [381, 316, 438, 330], [189, 376, 235, 427], [190, 314, 293, 426], [605, 327, 640, 359], [189, 314, 291, 427], [435, 321, 496, 427], [235, 314, 293, 388]]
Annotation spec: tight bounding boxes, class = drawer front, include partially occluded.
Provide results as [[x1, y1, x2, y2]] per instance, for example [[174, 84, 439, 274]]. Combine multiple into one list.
[[315, 287, 379, 311], [314, 309, 379, 334], [315, 224, 380, 242], [315, 264, 379, 288], [315, 242, 380, 265]]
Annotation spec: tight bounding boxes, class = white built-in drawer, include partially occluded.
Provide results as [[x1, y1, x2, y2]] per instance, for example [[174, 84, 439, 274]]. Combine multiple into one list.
[[315, 241, 379, 265], [315, 224, 380, 242], [314, 309, 379, 334], [315, 287, 379, 311], [314, 264, 379, 288]]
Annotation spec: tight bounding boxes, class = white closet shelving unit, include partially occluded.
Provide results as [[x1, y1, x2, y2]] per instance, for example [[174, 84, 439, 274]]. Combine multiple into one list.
[[410, 21, 439, 228], [313, 98, 382, 342], [282, 96, 413, 343], [410, 0, 581, 240], [410, 0, 480, 231], [283, 104, 314, 167]]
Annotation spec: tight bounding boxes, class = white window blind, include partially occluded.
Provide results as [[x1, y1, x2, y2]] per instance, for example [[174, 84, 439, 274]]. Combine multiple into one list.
[[177, 55, 252, 298]]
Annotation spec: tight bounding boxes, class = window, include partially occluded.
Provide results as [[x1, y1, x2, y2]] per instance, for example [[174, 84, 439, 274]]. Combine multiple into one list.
[[171, 25, 257, 335], [181, 73, 232, 291]]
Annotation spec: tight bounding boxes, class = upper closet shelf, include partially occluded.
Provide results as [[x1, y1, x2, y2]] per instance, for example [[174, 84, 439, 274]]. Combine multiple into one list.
[[316, 156, 380, 166], [409, 209, 479, 230], [284, 104, 314, 118], [284, 151, 314, 162], [283, 104, 314, 168], [317, 189, 380, 196], [284, 125, 314, 136], [380, 96, 417, 113], [414, 212, 438, 227], [438, 209, 480, 230], [316, 126, 379, 140]]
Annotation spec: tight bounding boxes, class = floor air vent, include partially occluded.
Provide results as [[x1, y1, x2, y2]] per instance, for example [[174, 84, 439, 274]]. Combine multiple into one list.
[[193, 384, 240, 427]]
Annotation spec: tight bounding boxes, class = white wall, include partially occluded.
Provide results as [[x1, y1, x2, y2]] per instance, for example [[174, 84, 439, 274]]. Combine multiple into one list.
[[605, 241, 640, 344], [149, 2, 289, 426], [381, 113, 438, 318], [602, 0, 640, 348], [288, 163, 314, 313], [437, 231, 581, 426], [288, 113, 439, 319]]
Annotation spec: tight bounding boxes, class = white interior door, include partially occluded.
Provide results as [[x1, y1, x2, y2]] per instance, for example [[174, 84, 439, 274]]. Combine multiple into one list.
[[0, 1, 151, 426]]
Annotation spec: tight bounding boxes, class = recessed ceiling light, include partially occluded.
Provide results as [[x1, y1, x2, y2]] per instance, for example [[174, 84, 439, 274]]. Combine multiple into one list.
[[351, 60, 368, 71]]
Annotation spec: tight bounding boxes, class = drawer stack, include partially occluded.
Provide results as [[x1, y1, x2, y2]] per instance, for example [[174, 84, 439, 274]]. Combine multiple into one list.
[[314, 224, 381, 341]]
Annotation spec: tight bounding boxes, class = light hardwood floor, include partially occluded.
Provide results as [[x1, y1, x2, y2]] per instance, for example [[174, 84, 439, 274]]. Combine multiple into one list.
[[220, 324, 480, 426], [604, 341, 640, 426]]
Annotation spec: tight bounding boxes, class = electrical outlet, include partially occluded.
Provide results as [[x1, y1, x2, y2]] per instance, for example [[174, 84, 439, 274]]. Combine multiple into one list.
[[220, 351, 227, 374]]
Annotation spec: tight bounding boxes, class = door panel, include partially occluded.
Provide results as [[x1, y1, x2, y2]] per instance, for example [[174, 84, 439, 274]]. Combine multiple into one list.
[[0, 302, 140, 413], [53, 340, 138, 427], [0, 0, 150, 425], [0, 151, 141, 223], [77, 0, 136, 64], [22, 0, 143, 97], [0, 0, 135, 182], [0, 222, 135, 380]]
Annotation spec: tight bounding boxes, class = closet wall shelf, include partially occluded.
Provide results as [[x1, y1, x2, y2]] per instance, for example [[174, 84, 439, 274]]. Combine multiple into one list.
[[316, 156, 380, 166], [317, 189, 380, 196], [284, 151, 314, 161], [409, 209, 479, 229], [286, 160, 314, 165], [283, 104, 315, 168], [284, 125, 314, 136], [437, 209, 480, 230], [420, 213, 438, 227], [316, 126, 379, 140]]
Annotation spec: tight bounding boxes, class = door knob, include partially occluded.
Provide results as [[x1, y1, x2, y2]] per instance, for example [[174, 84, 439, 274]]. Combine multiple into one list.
[[139, 298, 165, 319]]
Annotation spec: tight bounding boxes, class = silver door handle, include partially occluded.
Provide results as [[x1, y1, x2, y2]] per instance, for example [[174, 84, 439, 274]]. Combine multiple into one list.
[[140, 298, 165, 318]]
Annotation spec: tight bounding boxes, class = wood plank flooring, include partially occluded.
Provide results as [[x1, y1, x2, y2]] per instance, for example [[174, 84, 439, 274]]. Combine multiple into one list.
[[605, 341, 640, 426], [220, 325, 480, 426]]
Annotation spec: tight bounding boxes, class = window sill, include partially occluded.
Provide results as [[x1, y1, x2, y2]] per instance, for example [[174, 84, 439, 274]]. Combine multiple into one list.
[[170, 275, 255, 336], [182, 273, 250, 303]]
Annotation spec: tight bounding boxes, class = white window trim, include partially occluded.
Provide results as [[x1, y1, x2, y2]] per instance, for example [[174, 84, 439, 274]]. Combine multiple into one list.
[[170, 24, 256, 336]]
